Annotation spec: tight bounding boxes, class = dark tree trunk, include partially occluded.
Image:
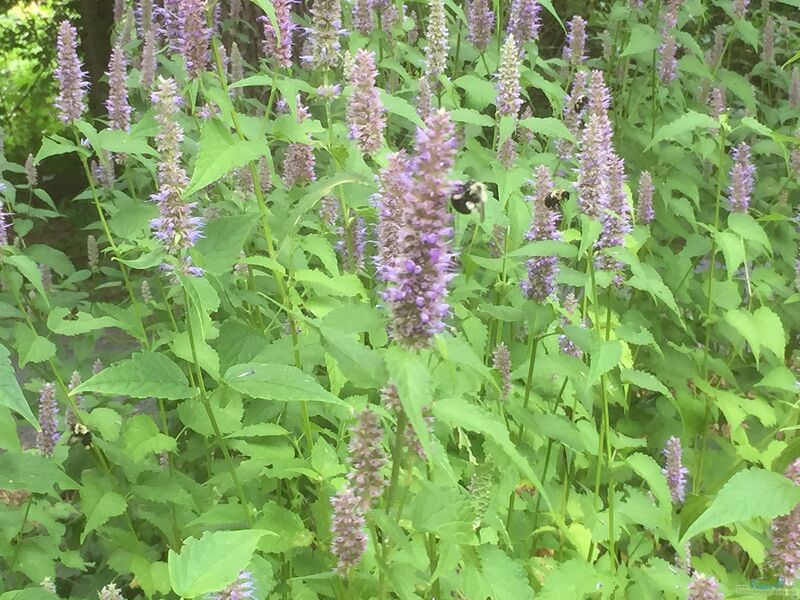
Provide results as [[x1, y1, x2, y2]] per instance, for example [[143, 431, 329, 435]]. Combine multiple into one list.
[[76, 0, 114, 118]]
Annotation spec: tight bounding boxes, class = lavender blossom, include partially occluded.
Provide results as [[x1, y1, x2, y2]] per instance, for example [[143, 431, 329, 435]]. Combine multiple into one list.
[[706, 25, 725, 69], [710, 86, 726, 119], [36, 383, 59, 458], [160, 0, 182, 51], [637, 171, 654, 225], [140, 29, 156, 89], [562, 16, 586, 65], [150, 77, 203, 255], [308, 0, 343, 68], [136, 0, 154, 37], [261, 0, 294, 68], [106, 44, 132, 131], [507, 0, 541, 47], [497, 137, 517, 168], [347, 409, 387, 508], [375, 152, 412, 279], [791, 67, 800, 108], [87, 235, 99, 271], [521, 165, 560, 301], [321, 195, 339, 229], [40, 265, 53, 291], [659, 33, 678, 84], [467, 0, 494, 52], [0, 201, 10, 246], [662, 436, 689, 505], [488, 224, 506, 257], [728, 142, 755, 213], [577, 71, 614, 220], [67, 370, 82, 430], [417, 75, 433, 121], [214, 571, 255, 600], [559, 292, 584, 358], [381, 110, 456, 348], [25, 154, 37, 187], [768, 459, 800, 584], [352, 0, 373, 35], [407, 10, 419, 44], [230, 43, 244, 91], [492, 343, 511, 401], [496, 35, 522, 119], [114, 0, 124, 22], [179, 0, 211, 77], [423, 0, 449, 80], [595, 155, 632, 279], [55, 20, 89, 124], [762, 16, 775, 64], [732, 0, 749, 18], [283, 144, 316, 186], [93, 359, 104, 375], [347, 49, 385, 154], [687, 573, 723, 600], [317, 84, 341, 100], [330, 485, 368, 575], [98, 583, 124, 600], [380, 384, 433, 461]]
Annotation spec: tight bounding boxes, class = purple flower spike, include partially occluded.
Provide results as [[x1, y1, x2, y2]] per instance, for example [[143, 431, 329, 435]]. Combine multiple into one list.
[[179, 0, 211, 78], [375, 152, 412, 279], [261, 0, 294, 68], [352, 0, 373, 35], [424, 0, 449, 80], [149, 77, 203, 255], [659, 33, 678, 84], [687, 573, 723, 600], [496, 35, 522, 119], [562, 15, 586, 65], [768, 459, 800, 584], [0, 201, 10, 246], [521, 165, 560, 301], [106, 44, 132, 131], [467, 0, 494, 52], [308, 0, 342, 68], [98, 583, 124, 600], [637, 171, 654, 225], [762, 16, 775, 64], [382, 110, 456, 348], [732, 0, 749, 18], [140, 29, 157, 89], [55, 20, 89, 124], [36, 383, 59, 458], [330, 485, 368, 575], [347, 49, 385, 155], [492, 343, 511, 401], [347, 408, 387, 509], [791, 67, 800, 108], [283, 143, 316, 187], [662, 436, 689, 505], [214, 570, 255, 599], [507, 0, 541, 47], [25, 154, 37, 187], [728, 142, 755, 213]]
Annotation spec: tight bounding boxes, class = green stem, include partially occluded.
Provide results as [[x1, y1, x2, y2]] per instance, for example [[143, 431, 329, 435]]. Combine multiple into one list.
[[6, 496, 33, 578], [183, 289, 253, 526]]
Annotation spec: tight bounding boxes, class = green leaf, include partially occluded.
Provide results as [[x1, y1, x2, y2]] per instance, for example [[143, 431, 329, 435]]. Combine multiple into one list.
[[646, 111, 719, 150], [586, 340, 622, 389], [254, 502, 313, 553], [538, 559, 598, 600], [433, 397, 555, 517], [626, 453, 673, 523], [34, 135, 88, 163], [479, 546, 535, 600], [454, 74, 498, 108], [727, 212, 771, 253], [319, 325, 387, 389], [95, 128, 157, 156], [194, 214, 258, 275], [4, 254, 50, 308], [385, 347, 434, 460], [0, 344, 37, 428], [621, 23, 661, 56], [294, 270, 365, 298], [680, 468, 800, 544], [620, 369, 673, 399], [15, 324, 56, 368], [169, 530, 273, 598], [450, 108, 494, 128], [519, 117, 576, 142], [0, 451, 78, 496], [47, 307, 125, 336], [71, 351, 195, 400], [224, 363, 348, 406], [509, 240, 577, 259], [735, 18, 759, 49], [380, 90, 424, 127], [81, 489, 127, 543], [185, 119, 267, 196], [725, 307, 785, 367]]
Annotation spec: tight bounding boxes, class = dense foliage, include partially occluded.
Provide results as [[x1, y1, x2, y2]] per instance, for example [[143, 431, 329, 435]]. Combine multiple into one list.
[[1, 0, 799, 598]]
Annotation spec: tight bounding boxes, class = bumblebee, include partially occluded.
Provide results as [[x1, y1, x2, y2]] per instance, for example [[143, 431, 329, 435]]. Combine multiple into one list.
[[573, 94, 588, 114], [450, 180, 487, 218], [71, 423, 93, 448], [543, 188, 568, 210]]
